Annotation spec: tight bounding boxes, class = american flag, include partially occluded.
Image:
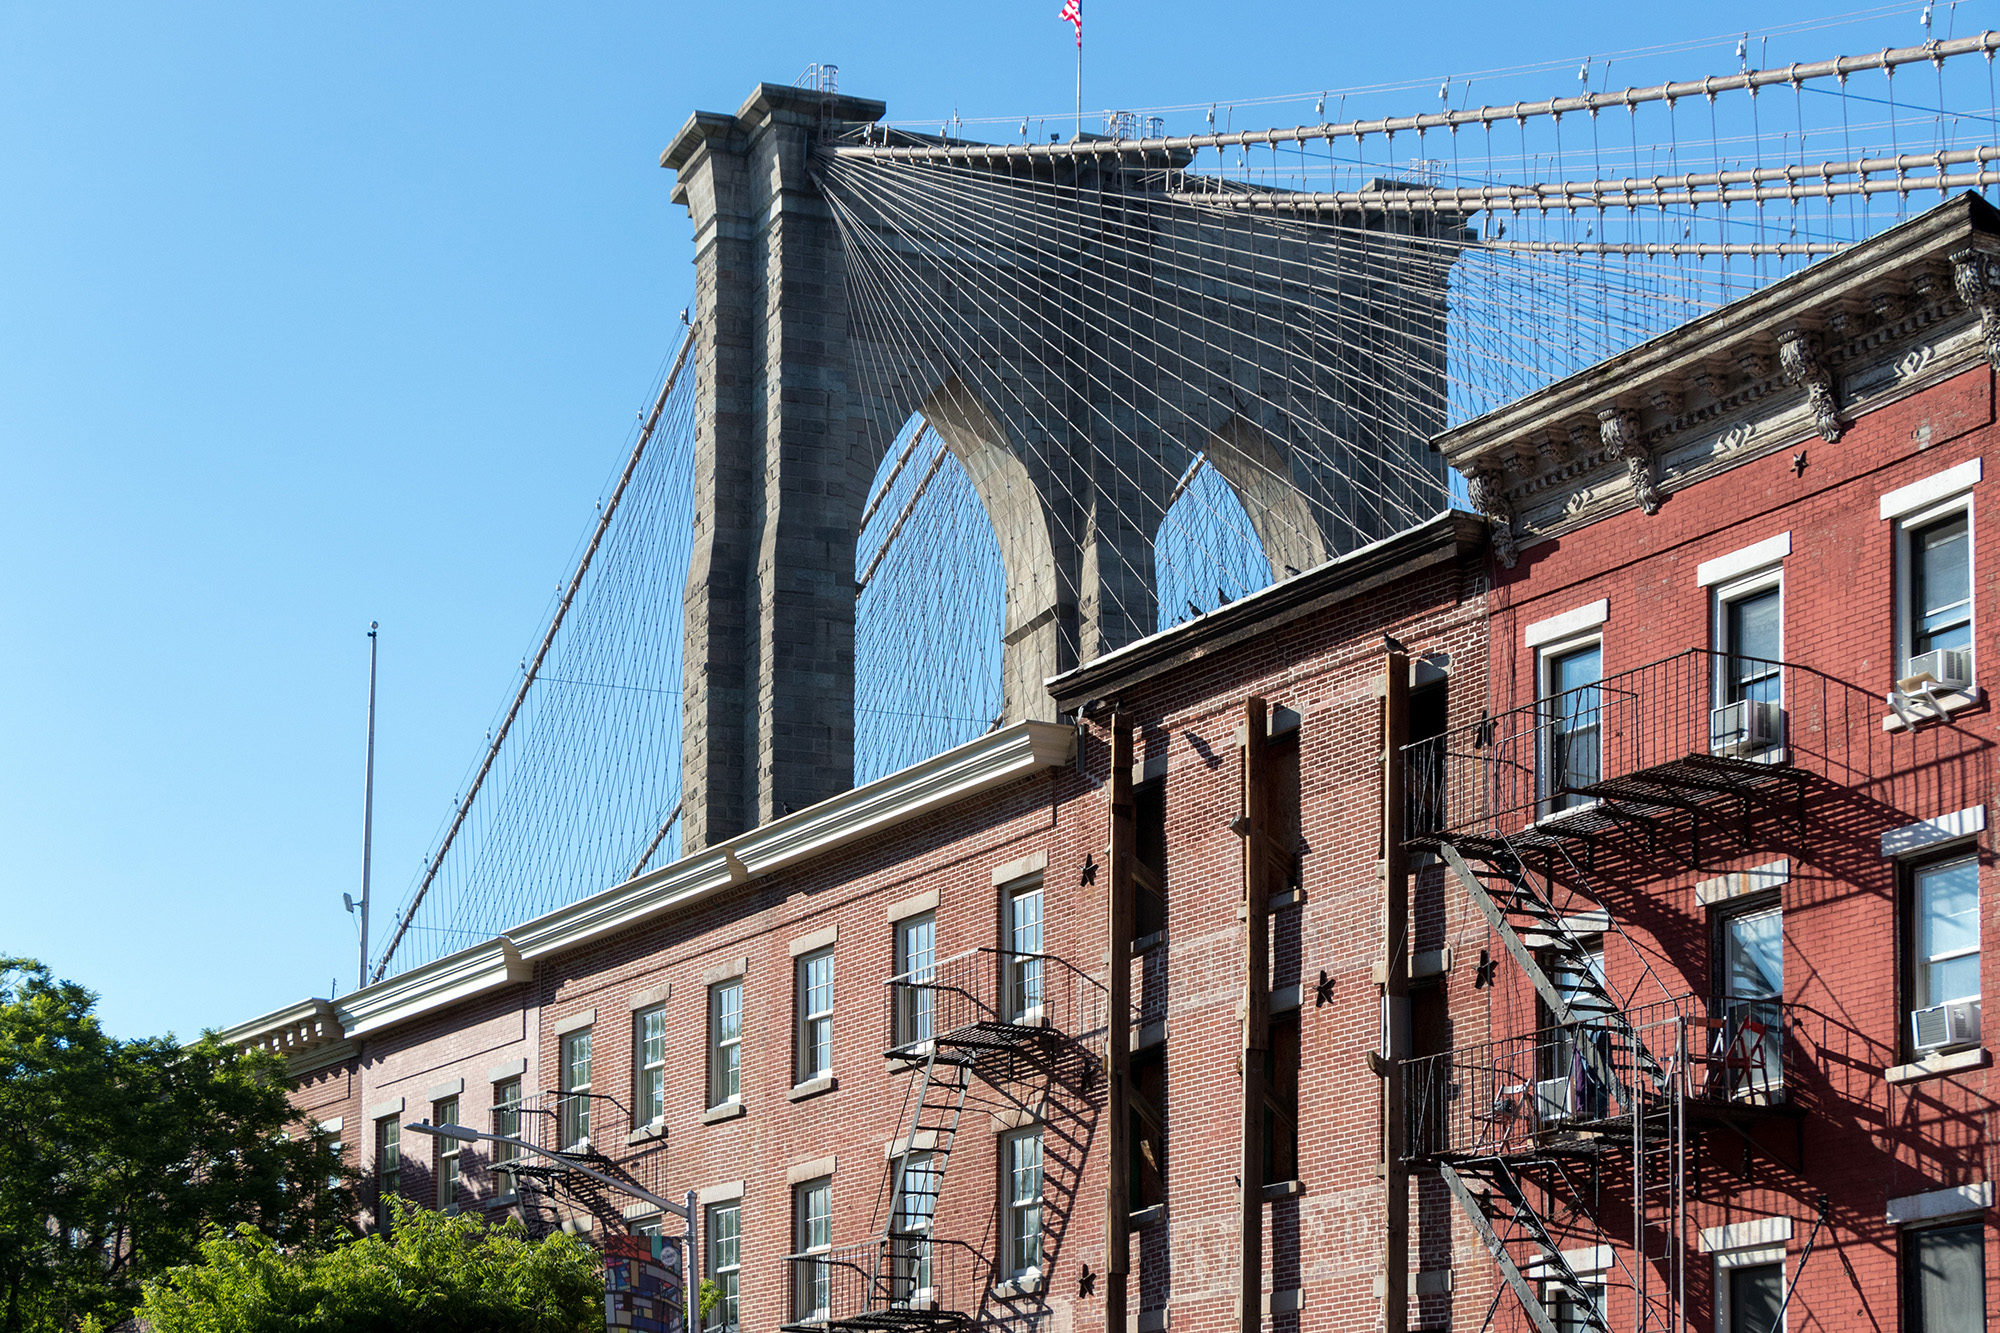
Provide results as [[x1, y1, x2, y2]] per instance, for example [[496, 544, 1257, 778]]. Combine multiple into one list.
[[1059, 0, 1080, 46]]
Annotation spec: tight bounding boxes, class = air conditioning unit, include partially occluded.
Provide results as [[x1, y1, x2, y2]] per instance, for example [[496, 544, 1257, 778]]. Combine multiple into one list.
[[1710, 699, 1784, 757], [1901, 648, 1974, 694], [1534, 1076, 1574, 1124], [1911, 997, 1981, 1053]]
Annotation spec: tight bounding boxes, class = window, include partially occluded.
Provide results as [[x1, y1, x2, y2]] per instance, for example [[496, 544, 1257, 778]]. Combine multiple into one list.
[[1716, 904, 1784, 1096], [709, 980, 743, 1107], [1540, 641, 1602, 812], [1908, 853, 1982, 1048], [432, 1097, 461, 1209], [1906, 508, 1974, 673], [1722, 1262, 1784, 1333], [1135, 780, 1168, 942], [892, 1153, 936, 1301], [1537, 939, 1611, 1120], [374, 1117, 400, 1228], [793, 1177, 833, 1321], [893, 913, 936, 1049], [707, 1201, 741, 1333], [636, 1006, 667, 1127], [1263, 1013, 1299, 1185], [1548, 1281, 1604, 1333], [326, 1136, 344, 1192], [560, 1027, 592, 1150], [492, 1077, 522, 1170], [1129, 1050, 1167, 1209], [1905, 1221, 1984, 1333], [631, 1214, 665, 1239], [797, 949, 834, 1084], [1003, 880, 1045, 1024], [1003, 1128, 1043, 1280]]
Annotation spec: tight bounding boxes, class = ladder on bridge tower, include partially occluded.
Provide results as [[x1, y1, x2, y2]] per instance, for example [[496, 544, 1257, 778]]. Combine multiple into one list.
[[1433, 839, 1684, 1333]]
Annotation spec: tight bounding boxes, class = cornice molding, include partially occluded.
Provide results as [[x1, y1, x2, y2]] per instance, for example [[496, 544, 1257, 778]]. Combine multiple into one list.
[[1438, 193, 2000, 560]]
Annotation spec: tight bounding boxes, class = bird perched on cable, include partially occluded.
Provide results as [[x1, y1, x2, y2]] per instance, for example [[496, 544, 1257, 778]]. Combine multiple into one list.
[[1383, 633, 1411, 654]]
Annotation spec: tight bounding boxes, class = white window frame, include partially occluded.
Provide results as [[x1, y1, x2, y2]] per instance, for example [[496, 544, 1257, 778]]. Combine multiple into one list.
[[793, 1177, 834, 1322], [893, 912, 936, 1049], [893, 1152, 936, 1301], [432, 1097, 460, 1210], [707, 1200, 742, 1333], [1710, 565, 1785, 702], [796, 948, 835, 1085], [1909, 850, 1983, 1026], [636, 1004, 667, 1127], [374, 1116, 400, 1227], [491, 1076, 522, 1168], [1895, 493, 1977, 683], [559, 1027, 592, 1150], [709, 980, 743, 1109], [1002, 1127, 1043, 1282], [1002, 878, 1046, 1025], [1535, 633, 1603, 818]]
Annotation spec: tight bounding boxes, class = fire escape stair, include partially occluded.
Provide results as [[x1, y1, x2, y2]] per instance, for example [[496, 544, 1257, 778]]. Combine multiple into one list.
[[1438, 842, 1670, 1104], [1441, 1157, 1612, 1333]]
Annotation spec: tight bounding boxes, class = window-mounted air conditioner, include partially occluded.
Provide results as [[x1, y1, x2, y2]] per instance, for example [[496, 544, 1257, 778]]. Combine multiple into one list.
[[1533, 1076, 1574, 1124], [1709, 699, 1784, 757], [1911, 996, 1981, 1053], [1900, 648, 1974, 695]]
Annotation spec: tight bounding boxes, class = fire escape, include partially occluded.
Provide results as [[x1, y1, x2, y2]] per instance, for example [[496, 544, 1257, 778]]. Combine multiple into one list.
[[500, 1089, 667, 1236], [1401, 649, 1826, 1333], [779, 946, 1101, 1332]]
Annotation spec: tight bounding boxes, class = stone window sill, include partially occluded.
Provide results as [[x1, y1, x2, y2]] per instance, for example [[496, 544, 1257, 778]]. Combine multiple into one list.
[[1883, 688, 1983, 732], [1128, 1203, 1165, 1229], [482, 1192, 518, 1210], [1885, 1046, 1990, 1084], [788, 1075, 837, 1102], [626, 1124, 668, 1147], [701, 1100, 747, 1125], [992, 1273, 1044, 1299], [1262, 1179, 1305, 1201]]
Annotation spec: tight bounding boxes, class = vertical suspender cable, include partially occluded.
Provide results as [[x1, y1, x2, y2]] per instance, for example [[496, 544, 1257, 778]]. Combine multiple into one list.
[[372, 320, 700, 982]]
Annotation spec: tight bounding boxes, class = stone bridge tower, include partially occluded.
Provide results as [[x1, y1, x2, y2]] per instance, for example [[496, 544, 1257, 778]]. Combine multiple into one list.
[[662, 83, 1468, 850]]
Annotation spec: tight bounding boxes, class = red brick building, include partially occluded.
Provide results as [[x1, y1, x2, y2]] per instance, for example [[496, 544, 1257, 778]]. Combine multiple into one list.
[[224, 194, 2000, 1333]]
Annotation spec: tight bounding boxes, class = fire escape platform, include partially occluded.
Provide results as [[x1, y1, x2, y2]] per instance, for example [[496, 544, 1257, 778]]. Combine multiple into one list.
[[886, 1018, 1052, 1066], [783, 1309, 976, 1333]]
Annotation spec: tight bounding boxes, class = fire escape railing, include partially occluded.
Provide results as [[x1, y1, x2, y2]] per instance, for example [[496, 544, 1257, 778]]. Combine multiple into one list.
[[883, 946, 1103, 1060], [1402, 995, 1799, 1162], [1404, 648, 1885, 853], [779, 1237, 981, 1332]]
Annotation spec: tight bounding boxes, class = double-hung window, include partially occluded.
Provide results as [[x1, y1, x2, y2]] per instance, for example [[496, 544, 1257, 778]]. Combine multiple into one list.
[[1716, 904, 1785, 1096], [1003, 1128, 1043, 1281], [432, 1097, 461, 1209], [793, 1177, 833, 1322], [560, 1028, 592, 1150], [709, 980, 743, 1107], [1539, 640, 1602, 813], [636, 1005, 667, 1127], [1908, 852, 1981, 1052], [1711, 570, 1784, 756], [706, 1202, 741, 1333], [1911, 512, 1974, 664], [796, 950, 834, 1084], [893, 913, 935, 1049], [892, 1153, 936, 1300], [492, 1076, 522, 1176], [374, 1117, 400, 1228], [1003, 880, 1045, 1025]]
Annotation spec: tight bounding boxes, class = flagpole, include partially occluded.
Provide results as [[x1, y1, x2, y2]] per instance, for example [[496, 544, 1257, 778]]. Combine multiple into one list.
[[1075, 16, 1083, 139]]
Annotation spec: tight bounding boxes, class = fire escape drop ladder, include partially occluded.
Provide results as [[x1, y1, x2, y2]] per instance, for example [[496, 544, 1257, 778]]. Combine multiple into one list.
[[877, 1042, 973, 1314]]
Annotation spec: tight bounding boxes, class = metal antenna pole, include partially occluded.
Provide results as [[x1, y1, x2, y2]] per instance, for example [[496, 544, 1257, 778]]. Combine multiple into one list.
[[359, 622, 379, 992]]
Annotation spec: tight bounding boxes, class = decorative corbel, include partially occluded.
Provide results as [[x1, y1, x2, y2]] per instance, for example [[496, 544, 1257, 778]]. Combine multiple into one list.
[[1565, 420, 1596, 458], [1776, 326, 1844, 443], [1463, 465, 1519, 569], [1597, 405, 1659, 515], [1733, 346, 1771, 382], [1535, 428, 1572, 466], [1690, 362, 1724, 400], [1949, 248, 2000, 369], [1647, 383, 1684, 418], [1869, 286, 1906, 324]]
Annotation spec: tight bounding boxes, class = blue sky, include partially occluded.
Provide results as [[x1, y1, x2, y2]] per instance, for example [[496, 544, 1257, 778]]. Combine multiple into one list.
[[0, 1, 1957, 1039]]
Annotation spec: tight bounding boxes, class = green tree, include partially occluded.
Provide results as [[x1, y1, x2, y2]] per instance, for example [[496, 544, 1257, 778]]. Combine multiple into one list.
[[138, 1200, 604, 1333], [0, 959, 356, 1332]]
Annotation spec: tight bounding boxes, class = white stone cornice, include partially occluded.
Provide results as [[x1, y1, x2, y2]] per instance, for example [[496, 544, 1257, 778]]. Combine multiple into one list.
[[337, 938, 533, 1037]]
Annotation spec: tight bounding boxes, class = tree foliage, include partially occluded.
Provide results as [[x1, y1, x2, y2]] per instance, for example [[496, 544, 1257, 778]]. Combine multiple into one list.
[[0, 958, 356, 1332], [138, 1201, 604, 1333]]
